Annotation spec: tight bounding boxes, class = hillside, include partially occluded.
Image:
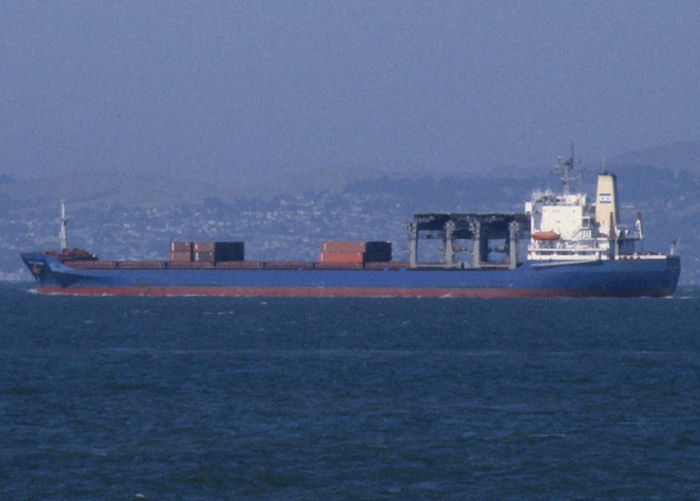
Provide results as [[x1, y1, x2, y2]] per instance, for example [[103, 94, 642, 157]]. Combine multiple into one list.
[[609, 140, 700, 173]]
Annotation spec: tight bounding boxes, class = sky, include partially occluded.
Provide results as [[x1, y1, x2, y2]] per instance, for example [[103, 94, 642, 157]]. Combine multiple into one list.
[[2, 1, 699, 195]]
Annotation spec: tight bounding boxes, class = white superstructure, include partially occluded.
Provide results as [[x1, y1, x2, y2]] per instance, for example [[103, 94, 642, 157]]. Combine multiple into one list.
[[524, 154, 643, 261]]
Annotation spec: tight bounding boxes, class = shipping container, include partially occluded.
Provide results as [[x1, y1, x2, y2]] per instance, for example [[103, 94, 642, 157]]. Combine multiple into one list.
[[169, 251, 192, 262], [193, 241, 215, 252], [170, 241, 192, 253], [193, 251, 216, 262], [318, 251, 365, 263], [320, 241, 391, 262], [364, 241, 392, 262], [214, 242, 244, 261], [190, 241, 244, 261], [322, 241, 368, 253]]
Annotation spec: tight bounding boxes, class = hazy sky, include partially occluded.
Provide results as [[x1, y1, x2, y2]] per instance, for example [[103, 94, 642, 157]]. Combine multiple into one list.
[[2, 1, 698, 194]]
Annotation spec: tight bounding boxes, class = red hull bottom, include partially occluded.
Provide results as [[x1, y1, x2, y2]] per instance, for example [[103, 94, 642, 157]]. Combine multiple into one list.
[[36, 285, 673, 298]]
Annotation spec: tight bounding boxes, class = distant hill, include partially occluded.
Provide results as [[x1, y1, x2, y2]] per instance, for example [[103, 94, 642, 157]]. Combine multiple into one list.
[[609, 140, 700, 173], [3, 140, 698, 210]]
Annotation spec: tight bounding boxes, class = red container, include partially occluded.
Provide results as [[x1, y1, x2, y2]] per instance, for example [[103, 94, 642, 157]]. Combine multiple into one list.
[[322, 241, 368, 253], [170, 241, 192, 252], [193, 241, 215, 252], [169, 251, 192, 262], [320, 241, 391, 262], [318, 251, 364, 263], [188, 242, 245, 261], [193, 251, 216, 262]]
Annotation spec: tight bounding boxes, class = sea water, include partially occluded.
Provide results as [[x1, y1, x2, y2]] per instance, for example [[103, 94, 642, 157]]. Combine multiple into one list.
[[1, 282, 699, 499]]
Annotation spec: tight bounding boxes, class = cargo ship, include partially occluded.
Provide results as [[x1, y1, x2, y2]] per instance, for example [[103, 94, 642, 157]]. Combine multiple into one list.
[[21, 156, 680, 297]]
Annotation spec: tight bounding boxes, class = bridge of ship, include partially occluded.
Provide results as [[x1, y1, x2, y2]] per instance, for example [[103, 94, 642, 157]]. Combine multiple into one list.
[[407, 212, 530, 269]]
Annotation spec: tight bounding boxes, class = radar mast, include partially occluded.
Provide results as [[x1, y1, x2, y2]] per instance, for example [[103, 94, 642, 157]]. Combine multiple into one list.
[[555, 145, 576, 194]]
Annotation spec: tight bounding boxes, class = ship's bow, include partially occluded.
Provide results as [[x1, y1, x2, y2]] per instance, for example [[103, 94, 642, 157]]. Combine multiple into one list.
[[21, 253, 55, 283]]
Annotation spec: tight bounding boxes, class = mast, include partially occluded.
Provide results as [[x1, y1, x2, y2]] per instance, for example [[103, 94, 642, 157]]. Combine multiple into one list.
[[555, 144, 575, 194], [59, 199, 69, 251]]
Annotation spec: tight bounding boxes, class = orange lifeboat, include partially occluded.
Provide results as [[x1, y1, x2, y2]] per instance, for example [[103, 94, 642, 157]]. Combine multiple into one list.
[[532, 231, 560, 241]]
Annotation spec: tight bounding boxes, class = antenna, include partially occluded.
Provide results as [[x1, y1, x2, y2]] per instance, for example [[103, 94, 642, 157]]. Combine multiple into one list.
[[555, 144, 575, 194], [59, 199, 69, 251]]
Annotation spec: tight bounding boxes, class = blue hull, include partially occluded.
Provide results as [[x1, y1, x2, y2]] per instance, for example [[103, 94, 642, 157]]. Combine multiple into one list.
[[21, 253, 680, 297]]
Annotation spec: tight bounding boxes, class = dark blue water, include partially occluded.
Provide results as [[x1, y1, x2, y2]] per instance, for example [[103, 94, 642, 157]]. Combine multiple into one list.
[[2, 282, 699, 499]]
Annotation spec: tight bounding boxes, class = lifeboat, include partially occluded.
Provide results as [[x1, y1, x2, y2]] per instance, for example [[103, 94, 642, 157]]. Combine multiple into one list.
[[532, 231, 560, 241]]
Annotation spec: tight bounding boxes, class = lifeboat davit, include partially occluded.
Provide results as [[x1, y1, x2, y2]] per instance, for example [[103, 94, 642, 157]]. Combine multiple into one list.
[[532, 231, 560, 241]]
